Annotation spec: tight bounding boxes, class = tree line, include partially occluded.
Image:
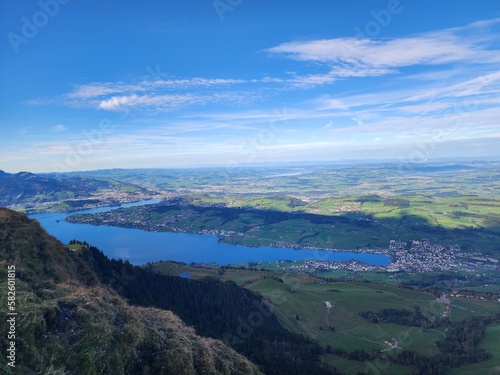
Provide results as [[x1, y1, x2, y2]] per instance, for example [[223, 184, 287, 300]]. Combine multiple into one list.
[[77, 243, 338, 375]]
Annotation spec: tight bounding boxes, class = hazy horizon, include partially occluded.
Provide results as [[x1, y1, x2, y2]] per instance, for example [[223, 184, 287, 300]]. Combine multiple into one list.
[[1, 156, 499, 175]]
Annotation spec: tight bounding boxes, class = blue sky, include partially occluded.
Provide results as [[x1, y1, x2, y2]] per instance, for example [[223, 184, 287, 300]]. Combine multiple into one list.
[[1, 0, 500, 173]]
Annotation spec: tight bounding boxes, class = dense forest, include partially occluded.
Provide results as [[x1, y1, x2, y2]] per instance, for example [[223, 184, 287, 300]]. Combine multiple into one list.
[[76, 241, 337, 375], [359, 307, 431, 327], [358, 307, 498, 373]]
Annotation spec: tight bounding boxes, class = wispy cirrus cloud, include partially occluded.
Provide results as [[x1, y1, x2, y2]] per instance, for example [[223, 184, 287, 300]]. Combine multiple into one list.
[[29, 19, 500, 112], [97, 91, 255, 111], [265, 18, 500, 85], [268, 35, 496, 66], [67, 77, 248, 100], [98, 94, 197, 110], [51, 124, 67, 132], [28, 76, 255, 112]]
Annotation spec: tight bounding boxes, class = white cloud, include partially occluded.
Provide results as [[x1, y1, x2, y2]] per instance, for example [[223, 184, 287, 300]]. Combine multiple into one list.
[[67, 83, 130, 99], [265, 19, 500, 82], [98, 94, 195, 110], [31, 75, 258, 112], [67, 78, 248, 101], [267, 36, 478, 69], [21, 17, 500, 167], [52, 124, 67, 132], [97, 91, 253, 111], [402, 71, 500, 103], [352, 117, 364, 125], [314, 97, 349, 111]]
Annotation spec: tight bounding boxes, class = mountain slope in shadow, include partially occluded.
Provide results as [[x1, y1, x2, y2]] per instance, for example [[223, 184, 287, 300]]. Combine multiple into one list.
[[0, 207, 261, 375]]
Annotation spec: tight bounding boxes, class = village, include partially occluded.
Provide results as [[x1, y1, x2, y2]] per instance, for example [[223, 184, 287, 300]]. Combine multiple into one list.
[[276, 239, 499, 275]]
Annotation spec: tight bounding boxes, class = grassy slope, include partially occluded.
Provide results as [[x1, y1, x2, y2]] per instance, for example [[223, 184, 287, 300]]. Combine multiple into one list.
[[244, 278, 442, 354], [0, 208, 261, 375], [246, 278, 500, 374], [151, 262, 500, 375], [0, 171, 155, 212]]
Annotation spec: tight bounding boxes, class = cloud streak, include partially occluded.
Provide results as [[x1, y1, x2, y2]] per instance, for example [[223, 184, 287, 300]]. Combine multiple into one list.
[[265, 18, 500, 83]]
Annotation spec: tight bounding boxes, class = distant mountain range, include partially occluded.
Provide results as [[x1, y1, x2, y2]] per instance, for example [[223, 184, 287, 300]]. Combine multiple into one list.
[[0, 170, 155, 211]]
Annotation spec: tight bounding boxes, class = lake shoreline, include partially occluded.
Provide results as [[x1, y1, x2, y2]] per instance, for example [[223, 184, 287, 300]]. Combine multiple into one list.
[[65, 214, 392, 256], [29, 199, 392, 267]]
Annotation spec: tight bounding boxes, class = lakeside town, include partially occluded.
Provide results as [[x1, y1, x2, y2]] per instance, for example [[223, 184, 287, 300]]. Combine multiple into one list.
[[276, 239, 499, 274]]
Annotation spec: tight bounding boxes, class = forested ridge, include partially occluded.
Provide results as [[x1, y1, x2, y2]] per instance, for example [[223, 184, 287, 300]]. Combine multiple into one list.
[[79, 242, 337, 375]]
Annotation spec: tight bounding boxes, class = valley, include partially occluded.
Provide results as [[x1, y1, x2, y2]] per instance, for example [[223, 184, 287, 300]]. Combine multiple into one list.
[[148, 260, 500, 374], [2, 161, 500, 374]]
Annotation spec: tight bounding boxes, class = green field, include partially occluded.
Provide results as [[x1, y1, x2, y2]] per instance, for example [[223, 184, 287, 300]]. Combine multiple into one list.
[[72, 163, 500, 201], [450, 324, 500, 375], [65, 163, 500, 264], [244, 278, 443, 354], [68, 193, 500, 262], [150, 262, 500, 374]]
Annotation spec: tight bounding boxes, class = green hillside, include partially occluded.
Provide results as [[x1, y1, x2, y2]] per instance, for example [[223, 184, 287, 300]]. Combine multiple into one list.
[[151, 261, 500, 375], [0, 170, 155, 212], [0, 208, 261, 375]]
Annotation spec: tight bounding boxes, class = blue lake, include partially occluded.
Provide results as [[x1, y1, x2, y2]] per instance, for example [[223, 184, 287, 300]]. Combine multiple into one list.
[[29, 200, 391, 266]]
